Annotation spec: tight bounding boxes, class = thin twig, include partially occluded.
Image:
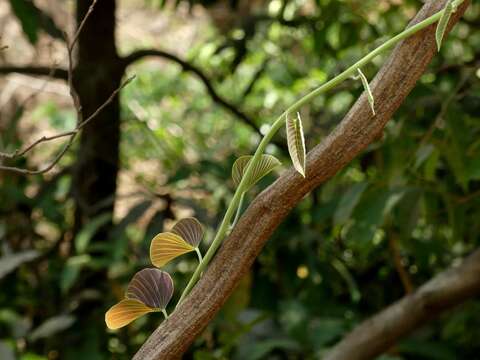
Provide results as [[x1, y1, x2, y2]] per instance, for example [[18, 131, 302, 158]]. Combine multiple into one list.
[[0, 0, 135, 175], [0, 76, 135, 174]]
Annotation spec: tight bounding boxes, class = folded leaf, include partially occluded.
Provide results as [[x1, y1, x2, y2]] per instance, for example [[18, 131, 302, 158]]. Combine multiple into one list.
[[105, 299, 154, 330], [436, 0, 454, 51], [357, 68, 375, 116], [150, 232, 195, 267], [172, 218, 204, 247], [126, 269, 173, 309], [232, 154, 281, 191], [286, 112, 306, 177]]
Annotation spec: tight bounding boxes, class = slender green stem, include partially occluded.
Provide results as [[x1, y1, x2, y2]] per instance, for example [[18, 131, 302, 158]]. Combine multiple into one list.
[[161, 309, 169, 319], [177, 7, 447, 306], [230, 192, 245, 231], [195, 247, 203, 263]]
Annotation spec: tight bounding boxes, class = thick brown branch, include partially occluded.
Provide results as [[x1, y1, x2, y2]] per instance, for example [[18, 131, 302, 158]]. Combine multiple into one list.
[[0, 66, 68, 80], [133, 0, 469, 358], [121, 49, 271, 143], [325, 248, 480, 360]]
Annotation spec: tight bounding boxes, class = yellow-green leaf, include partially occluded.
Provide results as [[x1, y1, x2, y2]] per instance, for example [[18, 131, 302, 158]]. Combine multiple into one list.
[[105, 299, 154, 330], [436, 0, 454, 51], [232, 154, 281, 191], [357, 68, 375, 116], [286, 112, 306, 177], [150, 232, 195, 267]]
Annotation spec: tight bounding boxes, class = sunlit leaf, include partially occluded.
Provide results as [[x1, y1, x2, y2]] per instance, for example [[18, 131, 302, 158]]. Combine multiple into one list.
[[172, 217, 203, 247], [150, 232, 194, 267], [126, 269, 173, 309], [286, 112, 306, 177], [357, 68, 375, 116], [232, 154, 281, 190], [105, 299, 154, 330], [436, 0, 454, 51]]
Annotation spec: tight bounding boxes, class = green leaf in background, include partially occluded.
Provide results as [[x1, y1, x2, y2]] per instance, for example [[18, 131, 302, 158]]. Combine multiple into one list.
[[74, 213, 112, 254], [286, 112, 306, 177], [0, 250, 39, 280], [232, 154, 281, 191], [60, 255, 91, 294], [334, 182, 368, 226], [28, 315, 76, 342], [8, 0, 63, 44]]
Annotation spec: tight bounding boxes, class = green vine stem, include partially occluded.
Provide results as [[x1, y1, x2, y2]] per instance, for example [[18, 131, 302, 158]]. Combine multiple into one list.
[[230, 192, 245, 231], [195, 247, 203, 263], [177, 6, 449, 306]]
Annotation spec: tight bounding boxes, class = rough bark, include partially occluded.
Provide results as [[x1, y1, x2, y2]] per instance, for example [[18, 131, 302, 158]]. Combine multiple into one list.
[[133, 0, 470, 358], [324, 248, 480, 360], [72, 0, 123, 232]]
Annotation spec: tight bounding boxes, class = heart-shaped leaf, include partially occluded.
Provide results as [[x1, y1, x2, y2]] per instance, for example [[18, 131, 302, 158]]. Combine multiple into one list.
[[357, 68, 375, 116], [232, 154, 281, 191], [286, 112, 306, 177], [126, 269, 173, 309], [436, 0, 455, 51], [172, 218, 204, 247], [150, 232, 194, 267], [105, 299, 154, 330]]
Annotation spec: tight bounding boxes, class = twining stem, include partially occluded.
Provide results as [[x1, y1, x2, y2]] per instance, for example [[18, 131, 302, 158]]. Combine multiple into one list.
[[177, 7, 448, 306]]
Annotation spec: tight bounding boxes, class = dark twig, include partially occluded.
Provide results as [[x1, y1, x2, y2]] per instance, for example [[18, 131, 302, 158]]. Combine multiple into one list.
[[121, 49, 287, 150], [0, 66, 68, 80]]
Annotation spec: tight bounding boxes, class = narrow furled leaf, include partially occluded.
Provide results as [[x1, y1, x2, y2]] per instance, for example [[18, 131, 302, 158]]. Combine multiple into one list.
[[357, 68, 375, 116], [105, 299, 154, 330], [286, 112, 306, 177], [126, 269, 173, 309], [171, 218, 204, 247], [436, 0, 455, 51], [232, 154, 281, 191], [150, 232, 195, 267]]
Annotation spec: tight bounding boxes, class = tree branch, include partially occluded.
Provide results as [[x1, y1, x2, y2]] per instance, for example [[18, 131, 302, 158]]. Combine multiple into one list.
[[324, 248, 480, 360], [0, 66, 68, 80], [133, 1, 469, 358], [121, 49, 277, 146]]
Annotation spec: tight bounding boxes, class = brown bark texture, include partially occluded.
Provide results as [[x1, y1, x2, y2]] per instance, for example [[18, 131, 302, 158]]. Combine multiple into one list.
[[134, 0, 471, 358]]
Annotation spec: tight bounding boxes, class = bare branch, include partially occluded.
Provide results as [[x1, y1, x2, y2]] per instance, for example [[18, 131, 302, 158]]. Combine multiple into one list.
[[0, 76, 135, 175], [121, 49, 281, 147], [133, 1, 470, 358], [324, 248, 480, 360], [0, 66, 68, 80]]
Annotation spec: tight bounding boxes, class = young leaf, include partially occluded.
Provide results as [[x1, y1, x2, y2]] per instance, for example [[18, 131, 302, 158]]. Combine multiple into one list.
[[286, 112, 306, 177], [150, 232, 195, 267], [171, 218, 204, 248], [357, 68, 375, 116], [436, 0, 454, 51], [126, 269, 174, 309], [105, 269, 174, 330], [105, 299, 154, 330], [232, 154, 281, 191]]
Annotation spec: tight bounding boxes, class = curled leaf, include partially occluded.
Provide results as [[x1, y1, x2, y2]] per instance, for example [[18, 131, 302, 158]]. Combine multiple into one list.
[[105, 299, 154, 330], [232, 154, 281, 191], [436, 0, 454, 51], [172, 218, 204, 247], [286, 112, 306, 177], [126, 269, 173, 309], [357, 68, 375, 116], [150, 232, 195, 267]]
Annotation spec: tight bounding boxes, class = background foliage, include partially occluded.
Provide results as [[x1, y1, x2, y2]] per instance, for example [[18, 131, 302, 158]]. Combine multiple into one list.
[[1, 0, 480, 359]]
